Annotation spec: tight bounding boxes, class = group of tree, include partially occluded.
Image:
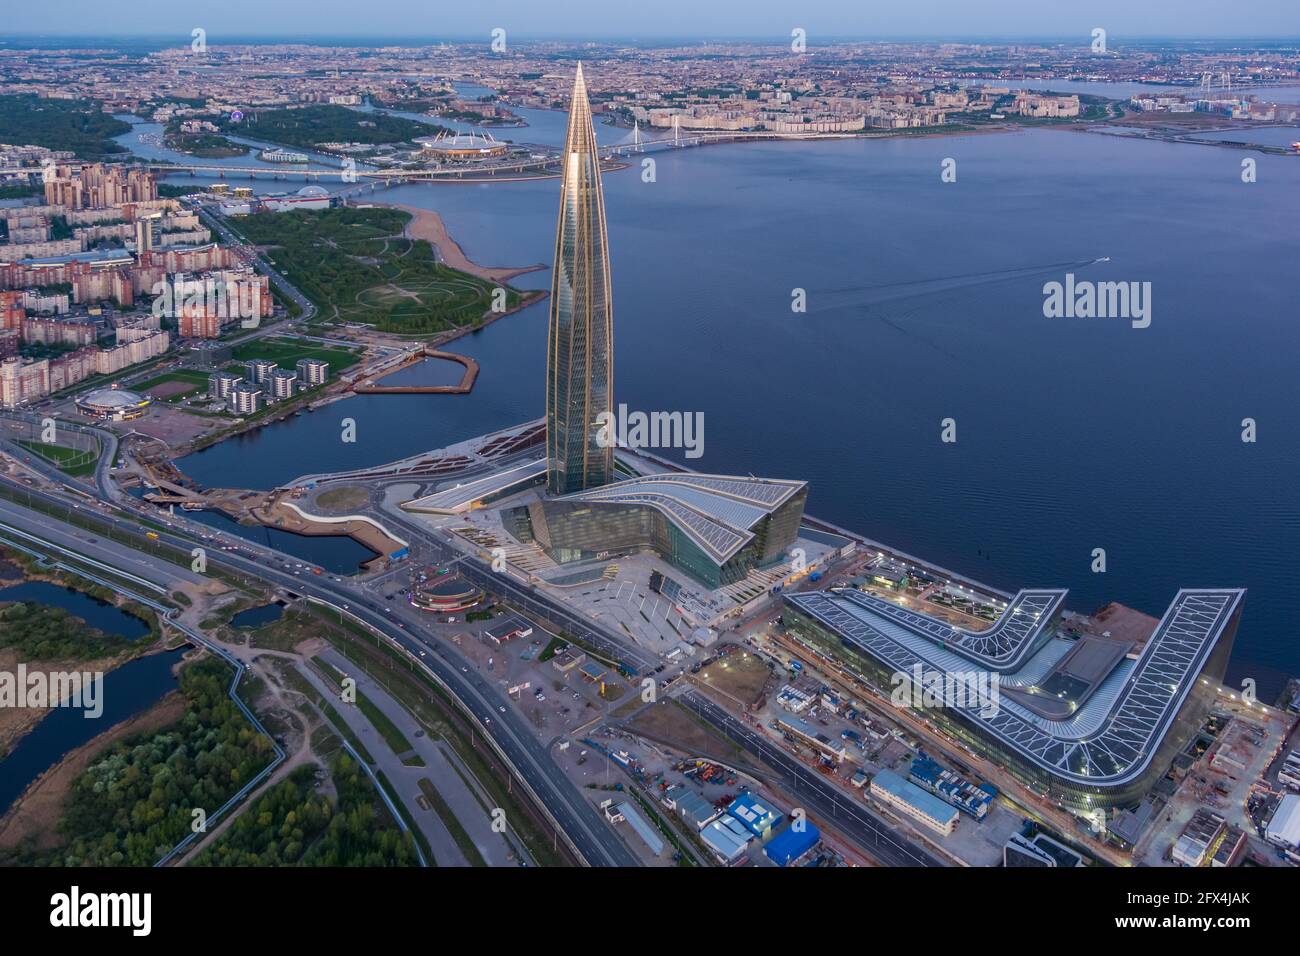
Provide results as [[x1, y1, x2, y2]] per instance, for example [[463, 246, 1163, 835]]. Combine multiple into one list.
[[193, 756, 417, 866], [0, 601, 140, 662], [0, 95, 131, 160], [213, 105, 438, 150], [2, 658, 274, 866], [236, 207, 508, 333]]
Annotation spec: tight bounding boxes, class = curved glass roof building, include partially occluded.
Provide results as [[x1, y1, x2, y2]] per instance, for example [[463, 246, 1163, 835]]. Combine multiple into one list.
[[522, 472, 808, 589], [784, 585, 1245, 809], [547, 63, 614, 496]]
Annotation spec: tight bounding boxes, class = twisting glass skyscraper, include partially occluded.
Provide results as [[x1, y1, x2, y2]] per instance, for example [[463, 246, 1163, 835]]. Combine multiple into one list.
[[547, 63, 614, 496]]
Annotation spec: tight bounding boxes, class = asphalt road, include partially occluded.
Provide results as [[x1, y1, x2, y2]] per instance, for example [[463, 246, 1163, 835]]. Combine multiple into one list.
[[0, 472, 639, 867], [198, 205, 316, 324], [679, 690, 945, 867], [0, 416, 941, 869], [0, 494, 205, 588], [184, 480, 939, 869]]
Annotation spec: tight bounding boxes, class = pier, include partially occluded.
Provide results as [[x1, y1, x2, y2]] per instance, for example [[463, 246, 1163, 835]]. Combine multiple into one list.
[[352, 347, 479, 394]]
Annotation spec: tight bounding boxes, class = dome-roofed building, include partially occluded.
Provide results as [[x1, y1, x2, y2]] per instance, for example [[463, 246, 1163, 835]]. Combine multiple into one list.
[[75, 387, 151, 421], [416, 131, 509, 161], [261, 183, 332, 212], [409, 567, 484, 613]]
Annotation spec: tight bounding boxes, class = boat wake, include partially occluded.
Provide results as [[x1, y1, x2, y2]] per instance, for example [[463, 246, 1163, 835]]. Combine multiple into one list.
[[809, 257, 1102, 313]]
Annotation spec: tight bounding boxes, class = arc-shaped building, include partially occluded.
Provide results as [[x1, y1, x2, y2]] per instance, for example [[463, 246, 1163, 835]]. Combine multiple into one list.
[[784, 585, 1245, 809]]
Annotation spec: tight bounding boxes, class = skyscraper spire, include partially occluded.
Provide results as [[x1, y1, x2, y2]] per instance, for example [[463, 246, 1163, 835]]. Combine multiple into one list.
[[546, 64, 614, 496]]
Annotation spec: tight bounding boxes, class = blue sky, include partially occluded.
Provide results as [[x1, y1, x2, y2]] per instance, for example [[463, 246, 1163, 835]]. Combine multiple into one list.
[[2, 0, 1297, 39]]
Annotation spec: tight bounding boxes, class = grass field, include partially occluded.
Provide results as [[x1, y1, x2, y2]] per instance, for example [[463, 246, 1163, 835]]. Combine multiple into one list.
[[230, 207, 522, 335], [230, 336, 362, 373], [417, 778, 486, 866], [310, 654, 423, 766], [16, 438, 99, 477], [135, 369, 212, 402], [316, 486, 370, 511]]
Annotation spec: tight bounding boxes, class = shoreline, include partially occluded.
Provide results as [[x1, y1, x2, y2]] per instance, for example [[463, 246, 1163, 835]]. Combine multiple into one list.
[[0, 688, 187, 853], [381, 201, 546, 283]]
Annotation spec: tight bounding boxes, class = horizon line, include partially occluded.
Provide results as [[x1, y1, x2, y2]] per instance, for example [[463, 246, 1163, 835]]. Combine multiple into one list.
[[3, 32, 1300, 43]]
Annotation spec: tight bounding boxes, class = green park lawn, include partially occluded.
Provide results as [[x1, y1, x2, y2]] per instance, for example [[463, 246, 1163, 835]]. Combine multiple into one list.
[[230, 337, 362, 372], [230, 207, 522, 335]]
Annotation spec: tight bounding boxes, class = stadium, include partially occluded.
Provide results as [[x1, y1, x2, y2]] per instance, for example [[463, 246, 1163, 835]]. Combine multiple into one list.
[[416, 132, 509, 160], [783, 584, 1245, 810], [74, 387, 151, 421]]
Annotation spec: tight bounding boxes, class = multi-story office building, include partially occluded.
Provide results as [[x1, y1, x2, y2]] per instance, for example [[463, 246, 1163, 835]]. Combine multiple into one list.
[[517, 473, 808, 589], [783, 585, 1245, 810], [503, 69, 809, 590], [546, 63, 615, 496]]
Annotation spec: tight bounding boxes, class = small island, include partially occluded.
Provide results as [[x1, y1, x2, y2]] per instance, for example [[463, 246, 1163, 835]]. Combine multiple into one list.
[[163, 118, 249, 158]]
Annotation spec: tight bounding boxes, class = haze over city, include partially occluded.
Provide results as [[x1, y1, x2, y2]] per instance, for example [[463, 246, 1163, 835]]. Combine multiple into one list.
[[5, 0, 1300, 39]]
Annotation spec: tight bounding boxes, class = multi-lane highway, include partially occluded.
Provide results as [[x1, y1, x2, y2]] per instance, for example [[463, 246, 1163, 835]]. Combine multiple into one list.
[[0, 417, 945, 868], [197, 205, 316, 325], [0, 470, 639, 867], [679, 691, 945, 867], [374, 503, 658, 675]]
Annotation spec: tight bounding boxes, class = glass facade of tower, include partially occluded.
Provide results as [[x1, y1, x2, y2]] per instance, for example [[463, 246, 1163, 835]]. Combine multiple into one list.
[[547, 64, 614, 496]]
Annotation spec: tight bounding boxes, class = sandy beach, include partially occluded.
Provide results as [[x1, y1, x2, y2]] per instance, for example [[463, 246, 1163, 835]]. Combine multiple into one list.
[[383, 202, 545, 284]]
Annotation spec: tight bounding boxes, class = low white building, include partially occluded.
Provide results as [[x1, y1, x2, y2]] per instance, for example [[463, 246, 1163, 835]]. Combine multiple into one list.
[[1266, 794, 1300, 850]]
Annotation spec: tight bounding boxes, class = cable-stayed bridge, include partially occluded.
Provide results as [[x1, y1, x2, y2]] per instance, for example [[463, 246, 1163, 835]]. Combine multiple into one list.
[[0, 126, 856, 190]]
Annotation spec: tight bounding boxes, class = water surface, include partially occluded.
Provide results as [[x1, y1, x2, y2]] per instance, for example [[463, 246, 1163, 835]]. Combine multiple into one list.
[[179, 126, 1300, 698]]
